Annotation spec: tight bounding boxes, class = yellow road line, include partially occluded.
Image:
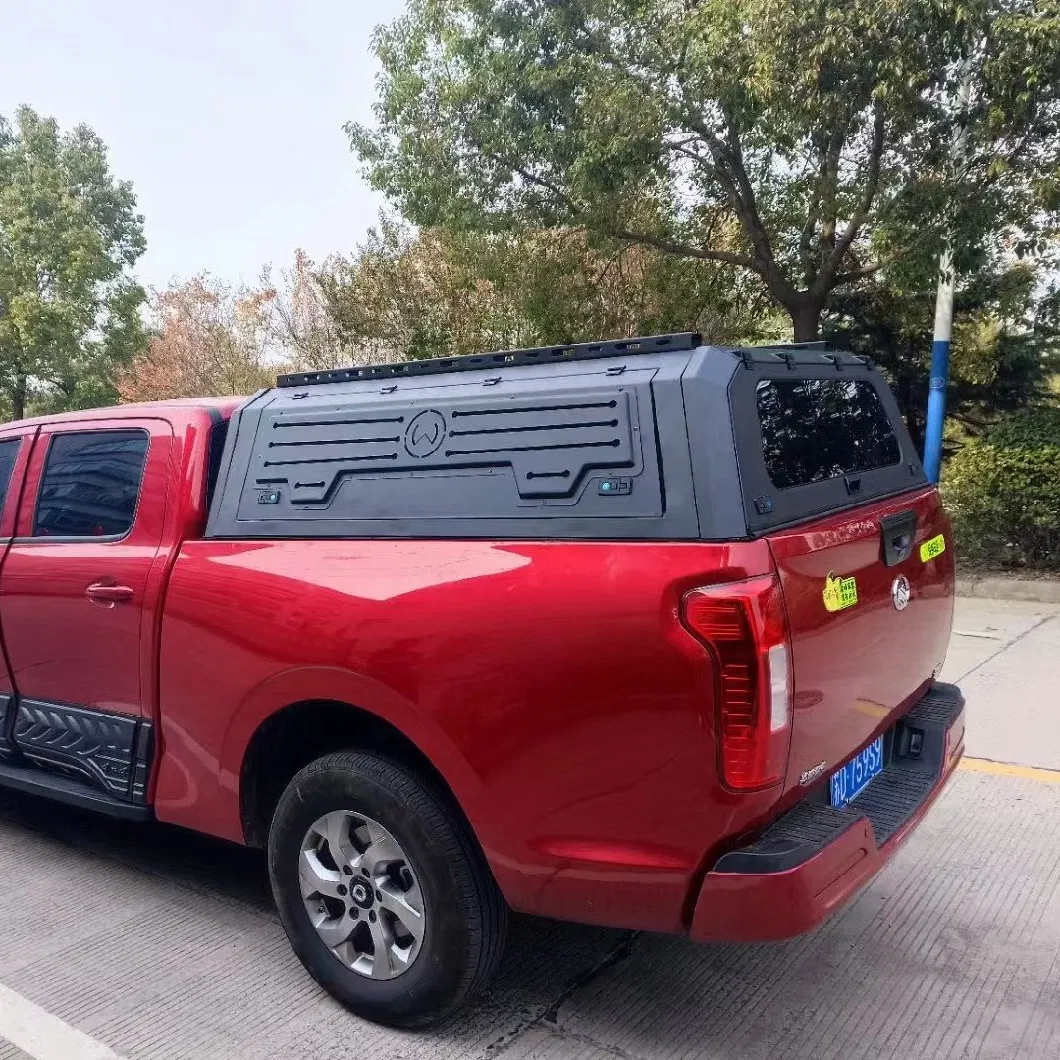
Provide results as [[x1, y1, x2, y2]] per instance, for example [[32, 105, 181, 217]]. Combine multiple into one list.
[[960, 757, 1060, 784]]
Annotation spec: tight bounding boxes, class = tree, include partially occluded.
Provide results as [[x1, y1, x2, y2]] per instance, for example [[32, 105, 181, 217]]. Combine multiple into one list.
[[0, 105, 145, 419], [117, 277, 274, 403], [320, 215, 783, 362], [825, 262, 1060, 451], [349, 0, 1060, 341], [118, 258, 352, 404], [263, 250, 353, 373]]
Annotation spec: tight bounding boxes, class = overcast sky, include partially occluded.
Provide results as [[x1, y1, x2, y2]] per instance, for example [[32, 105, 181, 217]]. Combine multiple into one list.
[[0, 0, 408, 291]]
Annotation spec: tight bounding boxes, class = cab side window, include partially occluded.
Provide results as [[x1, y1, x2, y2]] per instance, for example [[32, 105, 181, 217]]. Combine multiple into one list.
[[0, 440, 21, 520], [33, 430, 149, 538]]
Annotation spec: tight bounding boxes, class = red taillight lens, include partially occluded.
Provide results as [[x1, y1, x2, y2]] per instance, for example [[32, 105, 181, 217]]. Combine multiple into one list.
[[682, 575, 792, 791]]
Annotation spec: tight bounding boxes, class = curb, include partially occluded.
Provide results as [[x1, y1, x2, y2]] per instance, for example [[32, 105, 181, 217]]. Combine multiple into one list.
[[955, 576, 1060, 604]]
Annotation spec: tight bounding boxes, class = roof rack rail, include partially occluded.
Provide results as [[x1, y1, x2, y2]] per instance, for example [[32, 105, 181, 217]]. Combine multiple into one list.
[[754, 340, 832, 351], [276, 332, 703, 388]]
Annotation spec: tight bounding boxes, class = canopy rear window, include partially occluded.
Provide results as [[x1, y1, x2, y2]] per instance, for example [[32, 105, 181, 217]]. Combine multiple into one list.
[[756, 378, 901, 490]]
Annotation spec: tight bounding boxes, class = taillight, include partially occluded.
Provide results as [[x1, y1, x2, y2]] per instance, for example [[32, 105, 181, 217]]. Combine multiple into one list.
[[682, 575, 792, 791]]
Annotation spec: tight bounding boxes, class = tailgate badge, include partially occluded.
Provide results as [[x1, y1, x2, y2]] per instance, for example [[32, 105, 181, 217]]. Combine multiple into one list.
[[823, 572, 858, 613], [800, 761, 828, 786], [892, 575, 911, 611]]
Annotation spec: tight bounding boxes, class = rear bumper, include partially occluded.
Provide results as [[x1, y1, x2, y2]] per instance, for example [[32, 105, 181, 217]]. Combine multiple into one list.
[[690, 682, 965, 942]]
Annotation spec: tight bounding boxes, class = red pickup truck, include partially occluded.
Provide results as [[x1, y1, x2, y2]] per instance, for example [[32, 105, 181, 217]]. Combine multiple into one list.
[[0, 334, 963, 1027]]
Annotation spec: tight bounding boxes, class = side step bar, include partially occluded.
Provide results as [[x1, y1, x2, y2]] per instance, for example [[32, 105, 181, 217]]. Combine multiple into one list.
[[0, 762, 153, 821]]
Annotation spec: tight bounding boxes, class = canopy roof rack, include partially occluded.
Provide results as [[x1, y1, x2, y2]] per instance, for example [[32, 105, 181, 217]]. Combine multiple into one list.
[[276, 332, 703, 388]]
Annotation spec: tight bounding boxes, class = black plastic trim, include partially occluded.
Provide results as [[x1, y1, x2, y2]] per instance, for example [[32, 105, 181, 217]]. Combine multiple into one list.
[[713, 682, 964, 875], [0, 761, 153, 820], [880, 509, 918, 567], [12, 700, 153, 803], [277, 333, 702, 387], [0, 694, 14, 762], [130, 719, 154, 803]]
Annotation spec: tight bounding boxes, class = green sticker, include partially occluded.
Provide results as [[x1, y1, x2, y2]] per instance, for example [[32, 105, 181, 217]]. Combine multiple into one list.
[[823, 572, 858, 612], [920, 534, 946, 562]]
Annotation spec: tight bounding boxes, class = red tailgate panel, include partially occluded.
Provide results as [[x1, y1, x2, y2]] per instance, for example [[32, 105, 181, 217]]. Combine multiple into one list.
[[767, 487, 955, 796]]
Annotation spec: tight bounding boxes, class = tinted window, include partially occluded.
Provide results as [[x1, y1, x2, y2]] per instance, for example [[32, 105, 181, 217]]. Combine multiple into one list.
[[34, 431, 149, 538], [205, 418, 229, 509], [757, 378, 901, 490], [0, 440, 20, 517]]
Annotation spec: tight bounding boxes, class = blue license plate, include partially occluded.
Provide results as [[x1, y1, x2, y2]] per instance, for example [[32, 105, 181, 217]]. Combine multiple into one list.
[[829, 736, 885, 808]]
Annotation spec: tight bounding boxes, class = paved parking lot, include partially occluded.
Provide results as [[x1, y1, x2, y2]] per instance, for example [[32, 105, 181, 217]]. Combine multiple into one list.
[[0, 596, 1058, 1060]]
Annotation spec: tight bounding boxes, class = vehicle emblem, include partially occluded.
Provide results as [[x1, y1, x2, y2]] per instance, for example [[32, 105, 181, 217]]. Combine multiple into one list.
[[403, 409, 447, 458], [800, 761, 828, 786], [891, 575, 911, 611]]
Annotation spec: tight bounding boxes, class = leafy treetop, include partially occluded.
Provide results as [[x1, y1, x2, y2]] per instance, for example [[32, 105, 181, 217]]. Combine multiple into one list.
[[0, 105, 146, 419], [350, 0, 1060, 340]]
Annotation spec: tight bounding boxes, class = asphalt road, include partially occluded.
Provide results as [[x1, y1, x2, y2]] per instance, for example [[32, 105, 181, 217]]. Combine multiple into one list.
[[0, 596, 1058, 1060]]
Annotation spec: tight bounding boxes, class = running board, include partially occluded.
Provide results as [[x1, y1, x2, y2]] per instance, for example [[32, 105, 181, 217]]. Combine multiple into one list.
[[0, 762, 153, 821]]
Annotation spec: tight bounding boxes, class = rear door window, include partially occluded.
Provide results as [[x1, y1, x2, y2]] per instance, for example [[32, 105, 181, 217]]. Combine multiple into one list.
[[756, 378, 901, 490], [33, 430, 150, 538], [0, 440, 20, 516]]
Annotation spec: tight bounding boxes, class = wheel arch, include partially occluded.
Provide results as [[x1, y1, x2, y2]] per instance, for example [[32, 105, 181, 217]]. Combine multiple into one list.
[[239, 698, 465, 849]]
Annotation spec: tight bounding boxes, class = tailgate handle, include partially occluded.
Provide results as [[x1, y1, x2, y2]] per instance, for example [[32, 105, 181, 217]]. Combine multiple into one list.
[[879, 511, 918, 567]]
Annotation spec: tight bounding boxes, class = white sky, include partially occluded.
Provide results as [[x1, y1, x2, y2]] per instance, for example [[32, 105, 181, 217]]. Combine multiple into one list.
[[0, 0, 409, 292]]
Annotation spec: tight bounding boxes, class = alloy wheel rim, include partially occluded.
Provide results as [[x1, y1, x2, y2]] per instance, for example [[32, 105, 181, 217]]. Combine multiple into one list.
[[298, 810, 426, 980]]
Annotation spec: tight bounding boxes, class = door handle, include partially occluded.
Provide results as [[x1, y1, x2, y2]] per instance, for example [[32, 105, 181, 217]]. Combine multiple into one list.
[[85, 582, 134, 604]]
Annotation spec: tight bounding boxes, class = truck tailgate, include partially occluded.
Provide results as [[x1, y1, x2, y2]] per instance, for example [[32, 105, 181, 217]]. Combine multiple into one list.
[[767, 486, 955, 795]]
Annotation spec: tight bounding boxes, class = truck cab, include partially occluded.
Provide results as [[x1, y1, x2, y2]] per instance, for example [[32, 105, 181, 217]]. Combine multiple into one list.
[[0, 399, 236, 813]]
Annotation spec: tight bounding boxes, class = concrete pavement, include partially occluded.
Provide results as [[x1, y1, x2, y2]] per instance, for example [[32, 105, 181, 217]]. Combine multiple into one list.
[[945, 597, 1060, 769], [0, 597, 1057, 1060]]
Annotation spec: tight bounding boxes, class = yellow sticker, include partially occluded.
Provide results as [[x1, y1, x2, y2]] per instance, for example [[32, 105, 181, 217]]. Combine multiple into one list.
[[920, 534, 946, 562], [823, 572, 858, 612]]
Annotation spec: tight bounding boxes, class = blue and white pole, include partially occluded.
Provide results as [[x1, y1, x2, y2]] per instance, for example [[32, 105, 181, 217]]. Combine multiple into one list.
[[924, 252, 954, 484], [923, 65, 972, 484]]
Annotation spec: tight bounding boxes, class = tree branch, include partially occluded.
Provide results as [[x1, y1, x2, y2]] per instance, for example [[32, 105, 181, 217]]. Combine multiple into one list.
[[505, 160, 577, 212], [679, 109, 796, 304], [833, 261, 883, 285], [800, 121, 847, 286], [608, 226, 757, 269], [497, 150, 758, 272], [816, 108, 886, 295]]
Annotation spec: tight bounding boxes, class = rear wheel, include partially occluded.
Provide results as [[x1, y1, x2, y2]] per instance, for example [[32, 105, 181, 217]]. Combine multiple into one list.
[[267, 750, 507, 1028]]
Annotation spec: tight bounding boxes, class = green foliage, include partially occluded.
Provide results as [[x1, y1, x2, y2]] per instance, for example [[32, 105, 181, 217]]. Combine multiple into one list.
[[349, 0, 1060, 340], [320, 216, 785, 362], [943, 406, 1060, 569], [825, 263, 1060, 449], [0, 105, 146, 420]]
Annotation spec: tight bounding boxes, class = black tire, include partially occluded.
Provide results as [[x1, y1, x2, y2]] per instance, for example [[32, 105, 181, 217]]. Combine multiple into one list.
[[267, 750, 508, 1028]]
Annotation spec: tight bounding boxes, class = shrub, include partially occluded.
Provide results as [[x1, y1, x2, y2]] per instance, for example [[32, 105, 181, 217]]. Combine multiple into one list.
[[942, 407, 1060, 570]]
